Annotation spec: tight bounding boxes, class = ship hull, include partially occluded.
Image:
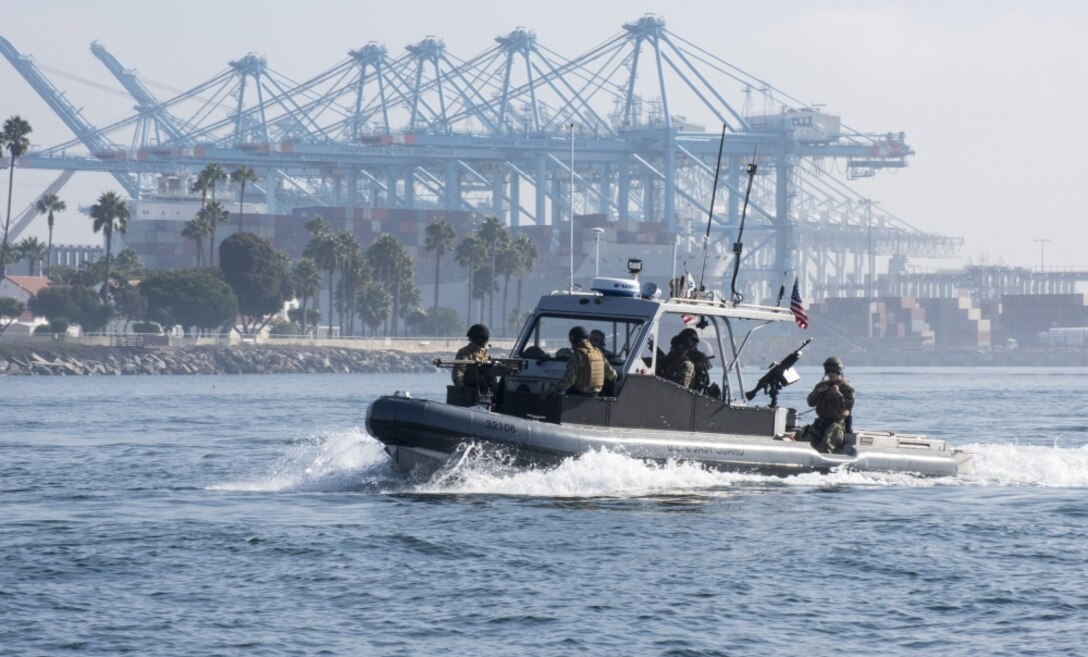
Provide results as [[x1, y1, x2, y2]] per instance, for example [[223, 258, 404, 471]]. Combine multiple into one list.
[[366, 395, 971, 478]]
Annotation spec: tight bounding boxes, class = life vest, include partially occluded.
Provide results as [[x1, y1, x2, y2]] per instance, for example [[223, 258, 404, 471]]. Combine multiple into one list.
[[573, 342, 605, 391]]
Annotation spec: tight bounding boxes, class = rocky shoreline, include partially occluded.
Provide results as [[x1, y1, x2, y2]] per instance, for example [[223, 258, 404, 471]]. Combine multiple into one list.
[[0, 344, 442, 376]]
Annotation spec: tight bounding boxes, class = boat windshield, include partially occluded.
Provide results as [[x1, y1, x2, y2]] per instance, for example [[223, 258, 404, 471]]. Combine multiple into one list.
[[516, 314, 645, 365]]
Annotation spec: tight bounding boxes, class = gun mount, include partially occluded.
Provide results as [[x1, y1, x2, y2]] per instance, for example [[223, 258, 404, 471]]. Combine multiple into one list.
[[746, 338, 813, 408]]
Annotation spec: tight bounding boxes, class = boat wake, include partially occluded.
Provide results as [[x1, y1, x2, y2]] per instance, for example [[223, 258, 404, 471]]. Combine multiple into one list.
[[209, 427, 398, 493], [415, 440, 1088, 495], [960, 441, 1088, 487], [212, 431, 1088, 496]]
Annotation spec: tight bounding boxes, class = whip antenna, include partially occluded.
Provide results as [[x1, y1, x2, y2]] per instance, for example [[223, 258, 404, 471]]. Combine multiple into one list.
[[696, 124, 728, 294], [729, 147, 758, 305], [775, 270, 788, 307], [569, 122, 575, 293]]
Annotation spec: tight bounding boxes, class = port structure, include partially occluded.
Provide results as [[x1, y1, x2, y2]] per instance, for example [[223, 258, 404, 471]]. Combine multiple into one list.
[[0, 16, 962, 299]]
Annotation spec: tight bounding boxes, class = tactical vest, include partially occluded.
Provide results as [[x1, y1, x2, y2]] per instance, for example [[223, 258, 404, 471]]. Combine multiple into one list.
[[660, 348, 687, 379], [573, 342, 605, 391], [455, 344, 488, 385], [690, 351, 711, 390], [814, 383, 847, 420]]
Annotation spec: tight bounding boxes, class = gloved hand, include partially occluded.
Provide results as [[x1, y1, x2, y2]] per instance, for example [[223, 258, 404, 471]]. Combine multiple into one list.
[[454, 379, 465, 390]]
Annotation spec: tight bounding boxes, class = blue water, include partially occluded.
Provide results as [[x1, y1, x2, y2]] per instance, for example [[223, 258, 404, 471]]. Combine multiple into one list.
[[2, 367, 1087, 656]]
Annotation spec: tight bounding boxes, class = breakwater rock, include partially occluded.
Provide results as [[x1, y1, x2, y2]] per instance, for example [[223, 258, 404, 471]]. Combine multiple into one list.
[[0, 344, 442, 376]]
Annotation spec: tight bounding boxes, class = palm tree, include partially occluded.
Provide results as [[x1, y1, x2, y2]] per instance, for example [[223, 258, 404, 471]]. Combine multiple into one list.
[[367, 234, 412, 337], [35, 193, 66, 276], [230, 165, 259, 232], [333, 234, 364, 335], [357, 282, 391, 337], [0, 243, 21, 275], [476, 217, 509, 327], [1, 115, 32, 276], [191, 170, 213, 209], [201, 200, 230, 265], [495, 239, 521, 336], [15, 237, 47, 276], [513, 234, 538, 320], [202, 163, 227, 204], [303, 218, 341, 337], [302, 216, 331, 334], [455, 233, 487, 325], [424, 219, 456, 336], [292, 257, 322, 336], [181, 215, 210, 267], [90, 191, 131, 301]]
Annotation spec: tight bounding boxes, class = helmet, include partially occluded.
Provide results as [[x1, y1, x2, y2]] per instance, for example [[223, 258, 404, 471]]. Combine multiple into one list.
[[679, 328, 700, 344], [568, 325, 590, 344], [467, 323, 490, 342], [823, 356, 844, 373]]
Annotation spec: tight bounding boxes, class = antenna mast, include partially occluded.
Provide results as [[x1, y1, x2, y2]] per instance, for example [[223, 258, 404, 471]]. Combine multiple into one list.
[[697, 125, 727, 293], [569, 122, 575, 293], [729, 151, 759, 305]]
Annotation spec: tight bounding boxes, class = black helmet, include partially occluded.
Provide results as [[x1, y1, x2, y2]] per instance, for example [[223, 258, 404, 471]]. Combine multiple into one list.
[[467, 323, 490, 342], [679, 328, 700, 344], [823, 356, 844, 373], [568, 325, 590, 344]]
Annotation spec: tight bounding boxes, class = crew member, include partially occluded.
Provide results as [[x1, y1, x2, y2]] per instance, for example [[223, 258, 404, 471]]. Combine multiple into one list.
[[589, 329, 615, 358], [453, 323, 491, 391], [542, 326, 617, 397], [679, 328, 712, 392], [801, 356, 856, 453], [658, 334, 695, 388]]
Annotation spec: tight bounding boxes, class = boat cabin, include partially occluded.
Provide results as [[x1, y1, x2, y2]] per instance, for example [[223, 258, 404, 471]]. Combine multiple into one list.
[[491, 276, 802, 437]]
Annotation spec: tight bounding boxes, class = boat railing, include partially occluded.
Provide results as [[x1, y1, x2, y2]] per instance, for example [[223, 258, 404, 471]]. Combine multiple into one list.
[[662, 295, 793, 315]]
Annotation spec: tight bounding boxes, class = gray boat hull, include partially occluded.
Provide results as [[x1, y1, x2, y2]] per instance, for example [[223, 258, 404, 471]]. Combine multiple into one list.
[[366, 395, 972, 478]]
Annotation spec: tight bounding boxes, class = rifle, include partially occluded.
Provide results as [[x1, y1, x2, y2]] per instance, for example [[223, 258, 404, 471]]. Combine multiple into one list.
[[432, 357, 528, 376], [745, 338, 813, 407]]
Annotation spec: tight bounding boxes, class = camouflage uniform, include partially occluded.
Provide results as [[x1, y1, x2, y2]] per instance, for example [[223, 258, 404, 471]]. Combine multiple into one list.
[[688, 349, 712, 392], [452, 343, 489, 388], [665, 354, 695, 388], [549, 340, 617, 396], [803, 378, 856, 453], [658, 337, 695, 388]]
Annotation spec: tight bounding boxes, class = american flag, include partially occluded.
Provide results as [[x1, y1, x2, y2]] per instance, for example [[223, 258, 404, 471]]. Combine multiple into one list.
[[790, 278, 809, 329], [684, 272, 696, 298], [680, 271, 697, 324]]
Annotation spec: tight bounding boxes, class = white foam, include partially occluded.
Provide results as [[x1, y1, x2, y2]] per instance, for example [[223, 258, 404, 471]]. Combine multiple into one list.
[[417, 441, 1088, 497], [213, 430, 1088, 497], [418, 448, 744, 497], [961, 442, 1088, 487], [210, 427, 393, 492]]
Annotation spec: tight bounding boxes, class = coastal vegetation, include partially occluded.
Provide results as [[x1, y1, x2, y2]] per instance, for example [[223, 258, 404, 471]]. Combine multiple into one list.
[[3, 156, 540, 340], [0, 297, 23, 334]]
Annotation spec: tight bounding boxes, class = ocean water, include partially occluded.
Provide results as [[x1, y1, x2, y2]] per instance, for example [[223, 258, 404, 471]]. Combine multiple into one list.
[[2, 367, 1087, 657]]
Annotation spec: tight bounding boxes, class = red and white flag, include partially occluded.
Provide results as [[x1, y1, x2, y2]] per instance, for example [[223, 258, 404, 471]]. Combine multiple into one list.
[[790, 278, 809, 329]]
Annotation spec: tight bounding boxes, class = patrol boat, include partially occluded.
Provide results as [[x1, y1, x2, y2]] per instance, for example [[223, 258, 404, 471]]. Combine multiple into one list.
[[366, 264, 973, 478]]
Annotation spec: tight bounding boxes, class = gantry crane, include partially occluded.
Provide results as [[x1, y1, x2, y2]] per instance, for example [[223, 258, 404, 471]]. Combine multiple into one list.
[[0, 16, 960, 297]]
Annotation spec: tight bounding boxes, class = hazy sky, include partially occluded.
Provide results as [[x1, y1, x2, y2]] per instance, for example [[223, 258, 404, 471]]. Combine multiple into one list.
[[2, 0, 1086, 271]]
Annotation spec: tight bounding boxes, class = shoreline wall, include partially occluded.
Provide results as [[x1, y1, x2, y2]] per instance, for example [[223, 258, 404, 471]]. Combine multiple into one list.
[[1, 343, 1084, 376], [0, 344, 443, 376]]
